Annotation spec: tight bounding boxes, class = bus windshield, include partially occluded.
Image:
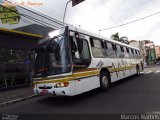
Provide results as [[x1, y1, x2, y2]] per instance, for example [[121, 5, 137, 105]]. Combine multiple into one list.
[[34, 35, 71, 77]]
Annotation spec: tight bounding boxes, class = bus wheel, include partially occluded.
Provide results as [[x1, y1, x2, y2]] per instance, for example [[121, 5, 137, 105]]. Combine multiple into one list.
[[136, 66, 140, 75], [100, 71, 110, 91]]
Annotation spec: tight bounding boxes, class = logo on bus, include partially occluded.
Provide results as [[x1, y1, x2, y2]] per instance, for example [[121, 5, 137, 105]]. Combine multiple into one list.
[[96, 61, 104, 70]]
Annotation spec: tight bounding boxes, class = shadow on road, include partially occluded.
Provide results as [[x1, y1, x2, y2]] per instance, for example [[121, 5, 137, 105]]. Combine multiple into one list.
[[37, 89, 103, 107], [36, 75, 140, 107], [110, 74, 142, 88]]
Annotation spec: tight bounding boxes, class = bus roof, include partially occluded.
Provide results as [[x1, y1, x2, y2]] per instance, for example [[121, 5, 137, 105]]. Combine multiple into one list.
[[68, 26, 140, 50]]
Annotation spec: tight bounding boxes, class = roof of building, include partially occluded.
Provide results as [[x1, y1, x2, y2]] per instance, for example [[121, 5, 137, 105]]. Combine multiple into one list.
[[129, 40, 139, 43], [0, 27, 43, 38], [14, 24, 54, 36]]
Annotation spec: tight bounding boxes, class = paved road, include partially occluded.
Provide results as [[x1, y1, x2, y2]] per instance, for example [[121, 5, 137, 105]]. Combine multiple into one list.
[[0, 66, 160, 114]]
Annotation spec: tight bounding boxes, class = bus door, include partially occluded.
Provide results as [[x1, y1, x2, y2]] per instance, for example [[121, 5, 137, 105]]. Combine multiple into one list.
[[70, 32, 92, 94]]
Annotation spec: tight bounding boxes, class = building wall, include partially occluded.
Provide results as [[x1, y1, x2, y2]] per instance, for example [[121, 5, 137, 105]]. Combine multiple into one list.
[[146, 49, 156, 64], [0, 31, 40, 88], [129, 40, 146, 64], [155, 46, 160, 59], [0, 3, 63, 88], [129, 40, 157, 65], [129, 41, 140, 48], [142, 40, 156, 65]]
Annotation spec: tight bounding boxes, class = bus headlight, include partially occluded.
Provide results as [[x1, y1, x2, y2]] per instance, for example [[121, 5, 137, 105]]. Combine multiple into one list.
[[54, 82, 69, 88]]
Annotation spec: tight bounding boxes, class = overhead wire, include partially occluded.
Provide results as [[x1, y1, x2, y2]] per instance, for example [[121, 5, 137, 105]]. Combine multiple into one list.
[[20, 14, 59, 29], [24, 0, 72, 24], [32, 6, 72, 24], [19, 17, 32, 24], [18, 0, 72, 25], [12, 2, 64, 26], [99, 10, 160, 31]]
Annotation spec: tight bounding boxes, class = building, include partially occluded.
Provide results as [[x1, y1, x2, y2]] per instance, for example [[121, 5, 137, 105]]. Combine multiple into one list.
[[0, 3, 64, 88], [129, 40, 146, 65], [155, 45, 160, 60], [142, 40, 156, 65], [129, 40, 157, 65]]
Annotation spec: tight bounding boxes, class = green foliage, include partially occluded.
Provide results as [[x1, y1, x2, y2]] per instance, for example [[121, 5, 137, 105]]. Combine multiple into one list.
[[111, 33, 129, 44], [111, 32, 120, 41], [119, 36, 129, 44]]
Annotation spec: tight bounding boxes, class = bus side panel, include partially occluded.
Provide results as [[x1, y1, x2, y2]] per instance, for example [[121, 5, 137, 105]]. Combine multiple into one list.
[[73, 76, 100, 95], [132, 59, 137, 76], [124, 58, 132, 77], [92, 58, 119, 83]]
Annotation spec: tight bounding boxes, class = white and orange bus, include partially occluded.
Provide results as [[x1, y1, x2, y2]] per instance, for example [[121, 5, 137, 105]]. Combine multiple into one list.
[[33, 26, 143, 96]]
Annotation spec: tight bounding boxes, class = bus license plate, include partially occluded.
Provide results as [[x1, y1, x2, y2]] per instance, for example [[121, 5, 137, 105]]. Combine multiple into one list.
[[41, 90, 48, 94]]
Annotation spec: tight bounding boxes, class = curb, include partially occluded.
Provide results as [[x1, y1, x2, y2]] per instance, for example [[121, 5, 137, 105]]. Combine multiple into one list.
[[0, 95, 39, 108]]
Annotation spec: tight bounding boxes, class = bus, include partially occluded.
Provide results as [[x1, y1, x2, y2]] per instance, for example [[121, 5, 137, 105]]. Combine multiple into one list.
[[33, 26, 143, 96]]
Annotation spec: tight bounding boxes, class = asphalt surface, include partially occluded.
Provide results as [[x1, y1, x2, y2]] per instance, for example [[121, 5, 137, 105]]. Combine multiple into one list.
[[0, 66, 160, 114], [0, 86, 34, 104]]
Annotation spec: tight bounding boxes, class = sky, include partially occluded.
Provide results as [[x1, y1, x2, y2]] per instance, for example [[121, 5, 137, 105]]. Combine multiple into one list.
[[1, 0, 160, 45]]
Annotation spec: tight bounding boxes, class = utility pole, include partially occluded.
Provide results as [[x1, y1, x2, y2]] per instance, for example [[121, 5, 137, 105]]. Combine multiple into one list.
[[62, 0, 85, 26], [63, 0, 72, 26], [99, 30, 101, 35]]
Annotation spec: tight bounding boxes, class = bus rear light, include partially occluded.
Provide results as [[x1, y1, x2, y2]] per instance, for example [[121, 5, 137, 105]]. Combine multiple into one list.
[[54, 82, 69, 88]]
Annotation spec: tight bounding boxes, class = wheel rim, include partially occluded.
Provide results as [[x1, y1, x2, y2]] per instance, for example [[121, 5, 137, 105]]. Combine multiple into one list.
[[102, 75, 108, 88]]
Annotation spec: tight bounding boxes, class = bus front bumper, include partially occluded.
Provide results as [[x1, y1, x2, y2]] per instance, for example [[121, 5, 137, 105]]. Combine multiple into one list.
[[33, 83, 74, 96]]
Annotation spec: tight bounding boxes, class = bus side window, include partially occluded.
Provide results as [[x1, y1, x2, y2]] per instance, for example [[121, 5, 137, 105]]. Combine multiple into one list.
[[131, 49, 135, 58], [129, 48, 134, 58], [105, 42, 116, 58], [112, 44, 116, 51], [138, 51, 141, 58], [123, 47, 129, 58], [136, 50, 141, 58], [71, 36, 91, 70], [134, 50, 138, 58], [70, 36, 78, 58], [90, 38, 106, 58], [104, 41, 108, 49], [116, 45, 124, 58], [121, 46, 124, 52], [90, 38, 94, 47]]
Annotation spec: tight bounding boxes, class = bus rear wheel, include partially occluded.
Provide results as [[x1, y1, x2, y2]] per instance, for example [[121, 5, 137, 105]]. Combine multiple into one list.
[[100, 71, 110, 91]]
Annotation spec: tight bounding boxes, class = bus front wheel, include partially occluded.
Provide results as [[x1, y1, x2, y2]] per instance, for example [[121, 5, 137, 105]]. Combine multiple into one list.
[[100, 71, 110, 91]]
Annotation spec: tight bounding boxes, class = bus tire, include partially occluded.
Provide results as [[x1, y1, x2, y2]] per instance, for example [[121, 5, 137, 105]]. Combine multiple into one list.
[[136, 65, 140, 75], [100, 71, 110, 91]]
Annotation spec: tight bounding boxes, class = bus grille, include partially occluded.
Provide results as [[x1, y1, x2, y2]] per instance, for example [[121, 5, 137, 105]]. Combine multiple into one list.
[[39, 86, 52, 89]]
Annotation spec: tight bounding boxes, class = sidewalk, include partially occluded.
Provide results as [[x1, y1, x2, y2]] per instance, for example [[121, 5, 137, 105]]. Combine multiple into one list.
[[0, 86, 35, 104], [144, 64, 160, 70]]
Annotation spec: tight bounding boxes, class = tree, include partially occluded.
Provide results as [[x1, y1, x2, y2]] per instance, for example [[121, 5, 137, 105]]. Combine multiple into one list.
[[111, 33, 129, 44], [111, 33, 120, 42], [119, 36, 129, 44]]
